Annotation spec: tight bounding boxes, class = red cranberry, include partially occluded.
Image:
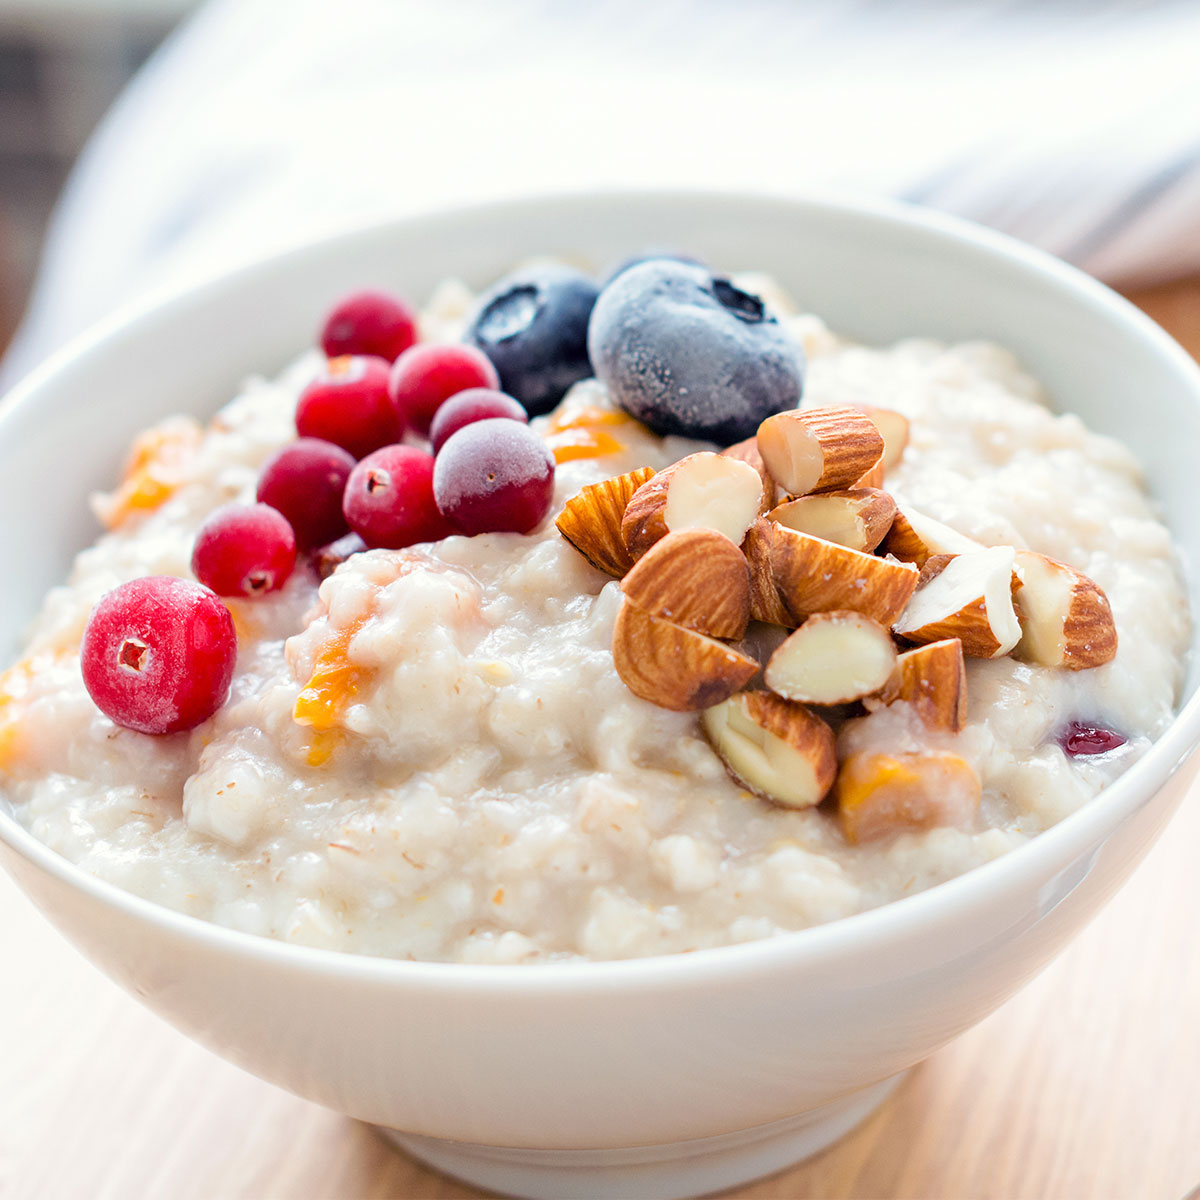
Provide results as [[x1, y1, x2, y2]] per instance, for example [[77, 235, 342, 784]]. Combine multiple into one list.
[[320, 288, 418, 363], [80, 576, 237, 735], [1059, 721, 1128, 757], [192, 503, 296, 597], [296, 355, 398, 459], [313, 531, 368, 580], [388, 343, 500, 438], [343, 445, 453, 549], [429, 388, 528, 454], [433, 418, 555, 535], [257, 438, 356, 550]]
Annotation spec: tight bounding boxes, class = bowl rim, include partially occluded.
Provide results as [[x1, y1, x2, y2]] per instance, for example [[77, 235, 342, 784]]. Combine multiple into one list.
[[2, 185, 1199, 993]]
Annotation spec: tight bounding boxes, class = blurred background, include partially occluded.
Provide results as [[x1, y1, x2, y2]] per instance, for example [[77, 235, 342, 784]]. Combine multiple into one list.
[[2, 0, 1199, 383]]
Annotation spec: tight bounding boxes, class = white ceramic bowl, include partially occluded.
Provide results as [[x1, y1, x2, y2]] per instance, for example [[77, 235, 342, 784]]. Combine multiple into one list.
[[2, 192, 1199, 1200]]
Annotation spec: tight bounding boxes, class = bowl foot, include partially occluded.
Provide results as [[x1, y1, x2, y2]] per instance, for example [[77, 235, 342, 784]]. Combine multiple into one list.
[[375, 1070, 907, 1199]]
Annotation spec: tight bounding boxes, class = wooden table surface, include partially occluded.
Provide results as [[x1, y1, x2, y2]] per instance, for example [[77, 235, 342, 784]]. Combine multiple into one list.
[[3, 278, 1200, 1200]]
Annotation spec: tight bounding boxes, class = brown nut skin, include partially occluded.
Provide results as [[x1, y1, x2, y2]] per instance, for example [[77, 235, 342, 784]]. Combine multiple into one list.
[[556, 466, 656, 577], [611, 601, 758, 711], [621, 528, 750, 640]]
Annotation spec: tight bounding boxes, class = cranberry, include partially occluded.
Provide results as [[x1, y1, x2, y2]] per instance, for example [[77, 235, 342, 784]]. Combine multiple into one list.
[[1059, 721, 1128, 757], [388, 343, 500, 438], [80, 576, 237, 735], [313, 531, 368, 580], [320, 288, 418, 363], [257, 438, 356, 550], [295, 355, 398, 459], [343, 445, 452, 549], [192, 503, 296, 597], [433, 418, 555, 535], [429, 388, 528, 454]]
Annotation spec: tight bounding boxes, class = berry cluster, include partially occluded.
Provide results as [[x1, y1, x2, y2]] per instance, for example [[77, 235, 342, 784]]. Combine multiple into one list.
[[82, 284, 561, 736]]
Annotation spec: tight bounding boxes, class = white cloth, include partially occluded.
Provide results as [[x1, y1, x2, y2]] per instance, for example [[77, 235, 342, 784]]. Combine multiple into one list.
[[5, 0, 1200, 386]]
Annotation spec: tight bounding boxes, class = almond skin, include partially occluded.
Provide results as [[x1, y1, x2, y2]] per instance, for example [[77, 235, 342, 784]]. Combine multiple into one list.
[[556, 466, 656, 576], [611, 601, 758, 711], [756, 405, 885, 496], [1012, 550, 1118, 670], [621, 452, 763, 560], [742, 517, 794, 627], [852, 405, 909, 471], [621, 528, 750, 640], [769, 487, 896, 553], [770, 525, 919, 626], [835, 750, 981, 844], [882, 503, 983, 567], [879, 638, 968, 731], [701, 690, 837, 809]]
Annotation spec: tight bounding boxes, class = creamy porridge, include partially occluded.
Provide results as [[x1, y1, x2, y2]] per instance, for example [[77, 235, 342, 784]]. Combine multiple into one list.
[[0, 261, 1186, 963]]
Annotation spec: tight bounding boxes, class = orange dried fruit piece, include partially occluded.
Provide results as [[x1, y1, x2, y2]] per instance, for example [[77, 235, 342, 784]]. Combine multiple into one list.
[[544, 406, 635, 463], [835, 750, 981, 844], [293, 618, 367, 733], [95, 418, 204, 528]]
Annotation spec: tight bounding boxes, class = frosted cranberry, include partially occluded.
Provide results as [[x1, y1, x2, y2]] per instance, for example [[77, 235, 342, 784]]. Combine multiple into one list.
[[313, 531, 368, 580], [388, 343, 500, 438], [433, 419, 555, 535], [429, 388, 528, 454], [257, 438, 356, 550], [320, 288, 417, 363], [80, 576, 236, 735], [1059, 721, 1127, 757], [343, 445, 452, 549], [296, 355, 398, 459], [192, 503, 296, 597]]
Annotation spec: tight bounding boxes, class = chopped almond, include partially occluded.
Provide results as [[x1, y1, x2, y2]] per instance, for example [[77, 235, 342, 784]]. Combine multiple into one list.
[[611, 602, 758, 711], [882, 501, 983, 567], [743, 517, 795, 627], [1012, 550, 1118, 670], [756, 406, 884, 496], [770, 487, 896, 553], [765, 612, 897, 705], [621, 528, 750, 640], [702, 691, 837, 809], [556, 466, 656, 577], [894, 546, 1020, 658], [721, 437, 777, 514], [852, 405, 910, 471], [854, 457, 886, 489], [879, 638, 967, 731], [835, 750, 981, 843], [621, 452, 764, 560], [770, 525, 919, 626]]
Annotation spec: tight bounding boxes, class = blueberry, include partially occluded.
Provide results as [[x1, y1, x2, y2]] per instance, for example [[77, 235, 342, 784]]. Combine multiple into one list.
[[587, 260, 804, 444], [601, 249, 705, 287], [465, 265, 600, 416]]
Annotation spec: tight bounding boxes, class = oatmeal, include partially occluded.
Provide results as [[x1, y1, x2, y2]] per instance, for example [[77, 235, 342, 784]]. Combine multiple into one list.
[[0, 263, 1186, 963]]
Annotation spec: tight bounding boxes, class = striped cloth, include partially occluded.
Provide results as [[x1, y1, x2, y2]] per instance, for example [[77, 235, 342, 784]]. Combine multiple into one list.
[[5, 0, 1200, 384]]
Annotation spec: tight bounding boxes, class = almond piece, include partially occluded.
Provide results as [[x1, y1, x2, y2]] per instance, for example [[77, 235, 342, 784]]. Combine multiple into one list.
[[1012, 550, 1117, 670], [879, 638, 967, 731], [893, 546, 1020, 658], [721, 437, 777, 514], [756, 406, 884, 496], [853, 456, 886, 489], [742, 517, 794, 627], [612, 601, 758, 711], [765, 611, 897, 705], [701, 691, 836, 809], [770, 488, 896, 553], [882, 501, 983, 567], [621, 528, 750, 640], [622, 452, 764, 560], [556, 466, 656, 576], [770, 526, 919, 626], [835, 750, 981, 844], [852, 405, 909, 471]]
